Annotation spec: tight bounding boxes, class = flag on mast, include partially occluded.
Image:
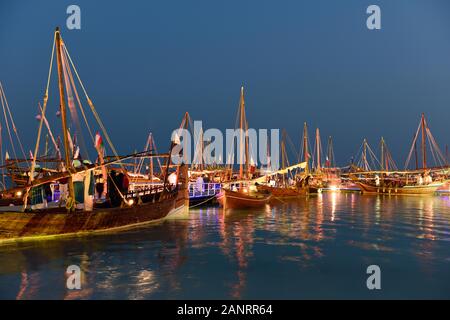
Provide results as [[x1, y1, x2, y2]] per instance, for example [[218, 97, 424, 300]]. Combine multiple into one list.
[[172, 131, 181, 145], [73, 146, 80, 159], [95, 132, 104, 151], [67, 130, 74, 154]]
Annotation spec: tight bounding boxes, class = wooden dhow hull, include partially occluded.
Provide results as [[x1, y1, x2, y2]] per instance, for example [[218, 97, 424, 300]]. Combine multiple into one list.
[[355, 181, 445, 195], [257, 185, 305, 198], [0, 164, 190, 245], [216, 189, 271, 209], [0, 189, 187, 245]]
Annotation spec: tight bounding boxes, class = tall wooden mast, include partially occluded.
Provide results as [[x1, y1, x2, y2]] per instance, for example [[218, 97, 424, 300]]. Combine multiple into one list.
[[281, 130, 289, 186], [302, 122, 309, 174], [363, 139, 368, 171], [326, 136, 333, 168], [149, 133, 154, 182], [446, 144, 449, 167], [315, 128, 321, 172], [413, 135, 418, 170], [55, 27, 74, 202], [239, 86, 245, 180], [421, 113, 427, 169], [245, 119, 250, 178], [281, 129, 287, 169]]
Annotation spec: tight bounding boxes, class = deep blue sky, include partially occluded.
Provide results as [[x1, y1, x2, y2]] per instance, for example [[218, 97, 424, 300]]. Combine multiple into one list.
[[1, 0, 450, 166]]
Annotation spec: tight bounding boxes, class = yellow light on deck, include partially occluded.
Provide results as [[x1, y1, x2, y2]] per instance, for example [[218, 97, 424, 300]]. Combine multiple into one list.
[[16, 191, 22, 197], [128, 199, 134, 206], [329, 185, 339, 192]]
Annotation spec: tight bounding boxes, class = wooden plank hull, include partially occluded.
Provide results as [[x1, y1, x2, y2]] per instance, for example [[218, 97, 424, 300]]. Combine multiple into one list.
[[306, 186, 322, 194], [216, 189, 271, 209], [0, 188, 188, 244], [257, 185, 306, 198], [0, 163, 190, 244], [356, 182, 444, 195]]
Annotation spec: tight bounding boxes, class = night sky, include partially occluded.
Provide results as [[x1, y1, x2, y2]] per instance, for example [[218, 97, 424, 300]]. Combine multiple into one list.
[[1, 0, 450, 167]]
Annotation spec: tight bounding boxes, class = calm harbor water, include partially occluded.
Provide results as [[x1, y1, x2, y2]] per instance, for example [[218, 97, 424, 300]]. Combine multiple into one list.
[[0, 193, 449, 299]]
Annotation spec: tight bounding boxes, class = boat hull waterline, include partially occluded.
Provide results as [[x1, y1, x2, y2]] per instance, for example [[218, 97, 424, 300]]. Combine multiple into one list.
[[355, 182, 445, 195], [257, 185, 306, 201], [0, 189, 188, 245], [216, 189, 272, 209]]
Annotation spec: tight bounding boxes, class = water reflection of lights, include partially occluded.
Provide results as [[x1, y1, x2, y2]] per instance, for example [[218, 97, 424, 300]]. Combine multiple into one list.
[[16, 271, 40, 300], [216, 210, 257, 298], [331, 192, 337, 221], [375, 196, 381, 222], [129, 270, 159, 299], [350, 193, 356, 212], [314, 194, 324, 242], [4, 193, 450, 299], [417, 197, 436, 241]]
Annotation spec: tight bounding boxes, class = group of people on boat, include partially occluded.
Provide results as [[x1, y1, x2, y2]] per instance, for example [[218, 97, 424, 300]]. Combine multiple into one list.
[[368, 170, 441, 189]]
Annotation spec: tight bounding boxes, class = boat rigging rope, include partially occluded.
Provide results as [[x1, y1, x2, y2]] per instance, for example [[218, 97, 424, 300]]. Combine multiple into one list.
[[426, 127, 446, 166], [404, 120, 422, 170], [285, 131, 299, 164], [0, 91, 19, 165], [427, 128, 439, 169], [60, 47, 89, 160], [38, 102, 61, 159], [380, 139, 398, 171], [62, 44, 123, 168], [3, 89, 29, 164], [188, 194, 217, 208], [0, 122, 3, 189], [0, 85, 23, 169], [354, 139, 381, 171], [23, 32, 56, 211], [133, 133, 163, 182], [133, 137, 149, 180], [298, 128, 313, 165], [366, 142, 381, 169], [61, 41, 132, 202], [62, 44, 94, 143]]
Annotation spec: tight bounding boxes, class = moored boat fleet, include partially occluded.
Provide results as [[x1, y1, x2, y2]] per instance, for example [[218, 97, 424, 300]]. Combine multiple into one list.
[[0, 28, 449, 244]]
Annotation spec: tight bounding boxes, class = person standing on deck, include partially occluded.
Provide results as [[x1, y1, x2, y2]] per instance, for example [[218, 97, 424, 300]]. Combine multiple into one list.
[[196, 175, 204, 193]]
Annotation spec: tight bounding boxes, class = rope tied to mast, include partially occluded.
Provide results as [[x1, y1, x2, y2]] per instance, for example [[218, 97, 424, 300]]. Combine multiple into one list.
[[22, 32, 57, 211]]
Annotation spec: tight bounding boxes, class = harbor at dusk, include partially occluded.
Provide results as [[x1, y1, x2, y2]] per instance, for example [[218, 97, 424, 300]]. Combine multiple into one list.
[[0, 0, 449, 304], [1, 193, 449, 299]]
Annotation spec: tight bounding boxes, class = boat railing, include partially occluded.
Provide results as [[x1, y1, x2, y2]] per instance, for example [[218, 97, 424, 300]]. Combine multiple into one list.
[[126, 183, 175, 199], [125, 184, 164, 199], [129, 182, 164, 192], [222, 181, 256, 192], [355, 175, 442, 186], [189, 182, 222, 198]]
